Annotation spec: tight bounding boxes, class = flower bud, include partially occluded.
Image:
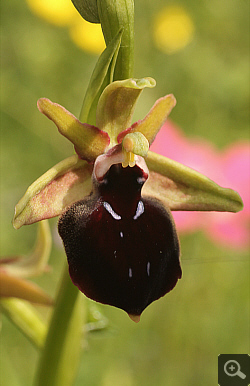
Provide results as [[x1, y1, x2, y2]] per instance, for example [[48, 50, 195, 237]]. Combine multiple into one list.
[[72, 0, 100, 23]]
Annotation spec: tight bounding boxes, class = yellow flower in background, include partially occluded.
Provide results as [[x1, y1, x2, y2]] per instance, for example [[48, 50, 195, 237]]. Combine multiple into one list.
[[26, 0, 105, 54], [69, 13, 106, 54], [153, 5, 194, 54], [26, 0, 76, 26]]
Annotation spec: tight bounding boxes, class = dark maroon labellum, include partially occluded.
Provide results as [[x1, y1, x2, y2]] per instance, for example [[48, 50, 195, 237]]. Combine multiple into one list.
[[58, 163, 182, 320]]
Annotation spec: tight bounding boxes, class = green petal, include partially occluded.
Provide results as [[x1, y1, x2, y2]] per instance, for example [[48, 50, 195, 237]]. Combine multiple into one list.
[[144, 151, 243, 212], [13, 155, 93, 229], [1, 221, 51, 278], [96, 77, 156, 146], [38, 98, 110, 162], [0, 271, 53, 306], [118, 94, 176, 145]]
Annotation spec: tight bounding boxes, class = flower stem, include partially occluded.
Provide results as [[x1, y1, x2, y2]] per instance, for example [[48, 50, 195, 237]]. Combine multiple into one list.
[[35, 265, 85, 386], [0, 298, 47, 349], [97, 0, 134, 80]]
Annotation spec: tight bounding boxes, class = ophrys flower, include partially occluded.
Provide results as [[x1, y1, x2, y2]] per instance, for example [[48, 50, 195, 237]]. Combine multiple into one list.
[[13, 78, 243, 321]]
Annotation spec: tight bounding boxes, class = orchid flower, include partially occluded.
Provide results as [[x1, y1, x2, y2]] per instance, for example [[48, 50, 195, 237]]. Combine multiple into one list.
[[13, 78, 243, 321]]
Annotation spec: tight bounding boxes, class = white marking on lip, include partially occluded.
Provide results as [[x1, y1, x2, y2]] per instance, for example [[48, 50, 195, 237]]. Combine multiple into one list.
[[147, 262, 150, 276], [103, 201, 121, 220], [120, 231, 123, 238], [137, 176, 145, 184], [133, 200, 144, 220]]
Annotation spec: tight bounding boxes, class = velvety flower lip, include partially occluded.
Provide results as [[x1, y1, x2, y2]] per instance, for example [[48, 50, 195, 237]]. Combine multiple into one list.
[[58, 151, 181, 321]]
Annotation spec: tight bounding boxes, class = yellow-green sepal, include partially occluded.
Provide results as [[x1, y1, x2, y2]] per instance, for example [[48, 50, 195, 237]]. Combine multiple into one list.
[[144, 151, 243, 213], [118, 94, 176, 145], [96, 77, 156, 146], [13, 155, 93, 229]]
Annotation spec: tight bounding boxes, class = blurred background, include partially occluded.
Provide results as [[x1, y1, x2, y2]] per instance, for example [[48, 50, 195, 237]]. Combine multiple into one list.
[[1, 0, 249, 385]]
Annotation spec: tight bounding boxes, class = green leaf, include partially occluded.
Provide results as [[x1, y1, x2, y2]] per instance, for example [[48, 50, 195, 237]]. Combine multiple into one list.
[[71, 0, 100, 23], [13, 155, 93, 229], [144, 151, 243, 212], [79, 28, 123, 125]]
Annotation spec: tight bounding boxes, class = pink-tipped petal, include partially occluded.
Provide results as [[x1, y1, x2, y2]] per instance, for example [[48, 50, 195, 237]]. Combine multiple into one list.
[[13, 155, 93, 229], [118, 94, 176, 145], [38, 98, 110, 162]]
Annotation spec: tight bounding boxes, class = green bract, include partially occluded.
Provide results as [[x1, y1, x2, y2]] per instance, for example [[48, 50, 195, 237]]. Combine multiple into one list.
[[1, 221, 53, 305], [13, 78, 243, 230]]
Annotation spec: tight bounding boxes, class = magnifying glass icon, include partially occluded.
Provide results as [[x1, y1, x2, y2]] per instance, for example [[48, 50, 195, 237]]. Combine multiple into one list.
[[224, 360, 246, 379]]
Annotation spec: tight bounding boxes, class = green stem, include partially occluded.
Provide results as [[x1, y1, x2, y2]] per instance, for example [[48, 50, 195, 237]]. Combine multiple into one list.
[[0, 298, 47, 349], [35, 265, 84, 386], [97, 0, 134, 80]]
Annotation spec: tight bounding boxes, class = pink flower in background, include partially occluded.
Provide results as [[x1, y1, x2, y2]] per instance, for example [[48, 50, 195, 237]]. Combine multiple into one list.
[[150, 121, 250, 250]]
